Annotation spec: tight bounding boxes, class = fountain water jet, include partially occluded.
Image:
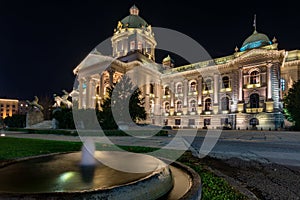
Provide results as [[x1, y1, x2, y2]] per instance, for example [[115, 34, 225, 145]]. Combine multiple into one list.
[[80, 139, 96, 166]]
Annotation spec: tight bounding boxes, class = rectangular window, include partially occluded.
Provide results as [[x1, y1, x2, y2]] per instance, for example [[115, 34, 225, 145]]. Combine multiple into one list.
[[204, 118, 211, 126], [130, 41, 135, 50], [175, 119, 181, 125], [221, 118, 228, 125], [164, 119, 168, 125], [188, 119, 195, 126], [138, 41, 143, 50]]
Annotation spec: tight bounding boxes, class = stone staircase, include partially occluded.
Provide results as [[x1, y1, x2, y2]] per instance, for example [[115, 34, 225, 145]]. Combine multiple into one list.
[[27, 120, 52, 129]]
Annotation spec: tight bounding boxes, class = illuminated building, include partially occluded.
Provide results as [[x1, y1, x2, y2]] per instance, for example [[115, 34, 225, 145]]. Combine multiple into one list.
[[0, 98, 19, 119], [73, 5, 300, 130]]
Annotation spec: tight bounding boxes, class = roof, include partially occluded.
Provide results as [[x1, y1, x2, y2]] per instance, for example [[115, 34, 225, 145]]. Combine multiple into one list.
[[240, 30, 272, 51]]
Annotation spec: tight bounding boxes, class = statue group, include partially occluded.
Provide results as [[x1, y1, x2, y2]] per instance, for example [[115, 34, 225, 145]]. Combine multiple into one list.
[[25, 96, 44, 128], [53, 90, 73, 109]]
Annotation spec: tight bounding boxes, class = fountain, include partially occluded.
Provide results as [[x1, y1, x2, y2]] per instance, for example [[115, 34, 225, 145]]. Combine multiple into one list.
[[0, 139, 202, 199]]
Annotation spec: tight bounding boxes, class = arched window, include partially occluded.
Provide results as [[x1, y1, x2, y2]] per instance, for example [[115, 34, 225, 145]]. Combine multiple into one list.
[[96, 86, 100, 95], [190, 100, 196, 112], [250, 93, 259, 108], [190, 81, 197, 92], [204, 98, 212, 111], [204, 79, 212, 91], [176, 101, 182, 112], [221, 97, 230, 110], [222, 76, 230, 88], [176, 83, 182, 94], [250, 118, 259, 126], [250, 71, 260, 84], [164, 102, 170, 113], [150, 84, 154, 94], [280, 78, 286, 91], [164, 86, 170, 95]]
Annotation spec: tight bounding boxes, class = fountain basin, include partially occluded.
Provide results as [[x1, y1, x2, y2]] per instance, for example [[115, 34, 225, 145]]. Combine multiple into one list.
[[0, 151, 201, 199]]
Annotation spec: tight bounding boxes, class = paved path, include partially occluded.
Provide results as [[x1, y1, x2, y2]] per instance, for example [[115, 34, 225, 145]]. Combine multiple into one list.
[[2, 129, 300, 167]]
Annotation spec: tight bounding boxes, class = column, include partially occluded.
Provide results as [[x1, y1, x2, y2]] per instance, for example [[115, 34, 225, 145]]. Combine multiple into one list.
[[145, 78, 150, 116], [238, 68, 243, 102], [267, 64, 272, 100], [170, 81, 175, 107], [183, 79, 188, 106], [154, 82, 161, 115], [213, 74, 219, 104], [91, 79, 96, 108], [197, 76, 202, 105], [78, 78, 84, 109], [85, 77, 91, 108]]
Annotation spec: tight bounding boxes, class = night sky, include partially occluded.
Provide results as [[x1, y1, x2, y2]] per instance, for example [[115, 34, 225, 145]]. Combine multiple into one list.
[[0, 0, 299, 100]]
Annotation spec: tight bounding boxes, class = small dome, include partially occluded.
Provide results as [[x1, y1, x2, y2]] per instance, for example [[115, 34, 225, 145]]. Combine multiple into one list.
[[163, 55, 174, 63], [240, 30, 272, 51], [119, 5, 149, 29]]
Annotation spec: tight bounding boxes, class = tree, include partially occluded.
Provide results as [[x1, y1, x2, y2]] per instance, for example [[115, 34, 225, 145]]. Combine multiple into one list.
[[284, 80, 300, 130], [3, 114, 26, 128], [97, 75, 146, 130]]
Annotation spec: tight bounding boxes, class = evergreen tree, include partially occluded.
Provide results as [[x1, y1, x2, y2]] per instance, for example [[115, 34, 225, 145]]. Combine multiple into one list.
[[97, 75, 146, 130], [284, 80, 300, 130]]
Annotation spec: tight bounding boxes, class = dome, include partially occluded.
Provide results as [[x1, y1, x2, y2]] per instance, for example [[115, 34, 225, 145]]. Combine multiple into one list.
[[119, 5, 149, 29], [240, 30, 272, 51]]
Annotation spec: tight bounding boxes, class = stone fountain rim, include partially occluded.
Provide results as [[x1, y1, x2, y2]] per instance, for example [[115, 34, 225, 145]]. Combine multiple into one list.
[[0, 151, 202, 199]]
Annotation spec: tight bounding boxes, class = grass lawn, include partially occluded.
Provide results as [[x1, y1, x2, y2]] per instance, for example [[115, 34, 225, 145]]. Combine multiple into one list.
[[0, 137, 246, 200]]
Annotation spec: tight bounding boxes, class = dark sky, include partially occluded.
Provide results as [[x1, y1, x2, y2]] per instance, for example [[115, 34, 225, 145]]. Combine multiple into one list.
[[0, 0, 299, 100]]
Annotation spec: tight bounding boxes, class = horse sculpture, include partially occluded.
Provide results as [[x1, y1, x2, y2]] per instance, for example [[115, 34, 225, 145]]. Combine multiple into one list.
[[26, 96, 44, 111], [53, 90, 73, 108]]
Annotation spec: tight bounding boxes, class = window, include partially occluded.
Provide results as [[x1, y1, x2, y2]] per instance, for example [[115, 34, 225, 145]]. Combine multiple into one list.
[[221, 118, 229, 125], [164, 86, 170, 95], [221, 97, 230, 110], [188, 119, 195, 126], [190, 81, 196, 92], [250, 118, 259, 126], [137, 41, 143, 50], [204, 79, 212, 91], [280, 78, 286, 91], [117, 41, 122, 51], [250, 71, 260, 84], [175, 119, 181, 125], [250, 93, 259, 108], [222, 76, 230, 88], [164, 119, 168, 125], [96, 86, 100, 95], [176, 101, 182, 112], [164, 102, 170, 113], [204, 98, 212, 111], [176, 83, 182, 93], [204, 118, 211, 126], [130, 41, 135, 50], [150, 84, 154, 94], [190, 100, 196, 112]]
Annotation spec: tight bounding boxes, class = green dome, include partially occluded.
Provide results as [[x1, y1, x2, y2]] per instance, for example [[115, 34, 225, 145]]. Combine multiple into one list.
[[118, 5, 149, 29], [240, 30, 272, 51], [121, 15, 148, 28]]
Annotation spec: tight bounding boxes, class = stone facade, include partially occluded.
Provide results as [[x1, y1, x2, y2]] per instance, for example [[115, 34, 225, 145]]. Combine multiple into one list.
[[72, 6, 300, 130]]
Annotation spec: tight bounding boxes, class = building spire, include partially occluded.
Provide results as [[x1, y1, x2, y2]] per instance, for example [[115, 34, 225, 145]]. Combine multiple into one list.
[[253, 14, 257, 32]]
